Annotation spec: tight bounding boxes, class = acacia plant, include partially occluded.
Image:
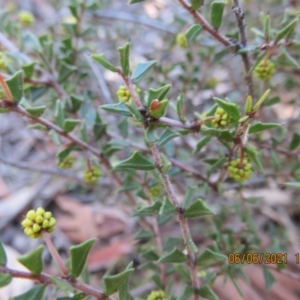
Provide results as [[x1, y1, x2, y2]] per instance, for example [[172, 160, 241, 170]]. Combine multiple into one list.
[[0, 0, 300, 299]]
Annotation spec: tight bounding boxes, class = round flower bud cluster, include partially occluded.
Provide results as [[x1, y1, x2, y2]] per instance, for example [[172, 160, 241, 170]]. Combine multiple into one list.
[[176, 33, 188, 49], [18, 10, 35, 26], [228, 156, 252, 182], [83, 166, 101, 183], [21, 207, 56, 239], [254, 60, 275, 81], [116, 85, 141, 102], [58, 155, 75, 169], [147, 290, 167, 300], [212, 107, 232, 128], [149, 184, 161, 198]]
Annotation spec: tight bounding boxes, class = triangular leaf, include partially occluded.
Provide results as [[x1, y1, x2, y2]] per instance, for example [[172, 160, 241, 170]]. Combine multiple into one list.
[[159, 197, 176, 216], [178, 286, 194, 300], [213, 97, 240, 120], [64, 119, 81, 133], [100, 102, 132, 117], [148, 84, 172, 104], [133, 229, 154, 240], [131, 60, 157, 84], [56, 146, 75, 164], [114, 151, 155, 171], [70, 95, 83, 111], [13, 285, 46, 300], [18, 245, 44, 275], [0, 240, 7, 265], [104, 269, 134, 296], [198, 286, 219, 300], [133, 201, 162, 217], [145, 125, 159, 143], [70, 238, 96, 278], [49, 129, 61, 146], [184, 199, 215, 219], [289, 133, 300, 150], [0, 273, 12, 287], [55, 101, 65, 128], [6, 71, 23, 102], [193, 136, 211, 154], [157, 128, 180, 147], [158, 248, 187, 263], [185, 24, 202, 44], [196, 249, 226, 268], [26, 106, 47, 118], [90, 53, 117, 72]]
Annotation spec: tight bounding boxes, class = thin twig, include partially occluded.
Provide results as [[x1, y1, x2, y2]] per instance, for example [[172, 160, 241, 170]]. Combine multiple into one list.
[[232, 0, 254, 98], [178, 0, 236, 49], [0, 265, 115, 300]]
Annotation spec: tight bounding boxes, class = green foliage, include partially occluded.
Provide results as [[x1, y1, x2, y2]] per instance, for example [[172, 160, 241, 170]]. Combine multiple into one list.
[[18, 245, 44, 275]]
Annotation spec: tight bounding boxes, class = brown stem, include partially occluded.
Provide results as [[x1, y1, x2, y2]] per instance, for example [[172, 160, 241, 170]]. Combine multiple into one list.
[[0, 265, 115, 300], [232, 0, 254, 98], [41, 231, 68, 276]]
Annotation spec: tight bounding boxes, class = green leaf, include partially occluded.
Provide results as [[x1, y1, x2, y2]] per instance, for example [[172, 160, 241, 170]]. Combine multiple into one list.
[[184, 199, 215, 219], [279, 46, 300, 67], [55, 101, 65, 128], [23, 62, 36, 79], [198, 286, 219, 300], [201, 128, 233, 142], [118, 42, 130, 76], [28, 124, 47, 131], [149, 99, 169, 118], [284, 182, 300, 189], [132, 201, 162, 217], [248, 52, 266, 74], [0, 273, 12, 287], [49, 129, 61, 146], [131, 60, 157, 83], [263, 15, 271, 40], [191, 0, 204, 10], [93, 113, 107, 141], [178, 286, 194, 300], [126, 99, 144, 122], [263, 267, 275, 290], [80, 121, 88, 143], [128, 0, 146, 3], [13, 285, 46, 300], [213, 97, 240, 120], [6, 71, 23, 103], [64, 119, 81, 133], [158, 128, 180, 148], [90, 53, 117, 72], [289, 133, 300, 150], [265, 96, 280, 107], [244, 95, 253, 114], [100, 102, 132, 117], [70, 95, 83, 111], [0, 240, 7, 265], [58, 62, 77, 83], [182, 186, 198, 208], [253, 89, 270, 111], [211, 1, 225, 29], [196, 249, 226, 268], [104, 269, 134, 296], [193, 136, 211, 154], [158, 248, 187, 263], [141, 250, 159, 261], [145, 125, 159, 143], [185, 24, 202, 44], [119, 263, 134, 300], [161, 153, 172, 175], [56, 146, 75, 164], [25, 106, 47, 118], [134, 228, 154, 240], [70, 238, 96, 278], [114, 151, 155, 171], [159, 197, 176, 216], [208, 156, 227, 174], [18, 245, 44, 275], [275, 18, 299, 44], [176, 93, 186, 122], [245, 146, 263, 171], [148, 84, 172, 104], [249, 122, 281, 134]]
